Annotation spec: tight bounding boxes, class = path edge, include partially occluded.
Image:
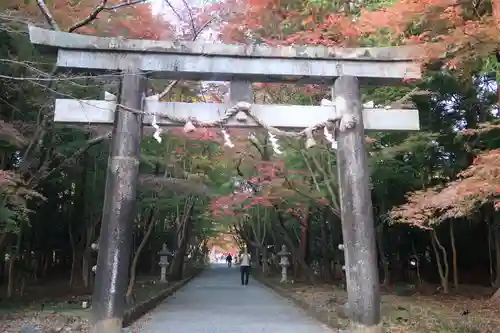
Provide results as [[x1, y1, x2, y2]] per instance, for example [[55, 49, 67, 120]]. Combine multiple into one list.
[[123, 266, 205, 327], [254, 274, 346, 331]]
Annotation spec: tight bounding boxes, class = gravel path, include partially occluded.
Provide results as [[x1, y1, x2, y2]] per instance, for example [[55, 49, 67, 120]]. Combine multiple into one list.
[[126, 264, 333, 333]]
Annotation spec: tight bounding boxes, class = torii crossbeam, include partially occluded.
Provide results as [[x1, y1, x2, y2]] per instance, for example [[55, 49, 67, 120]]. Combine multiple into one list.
[[54, 98, 419, 131], [29, 25, 420, 84]]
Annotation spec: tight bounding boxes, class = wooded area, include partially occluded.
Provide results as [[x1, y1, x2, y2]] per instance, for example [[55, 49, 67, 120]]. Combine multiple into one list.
[[1, 0, 500, 332]]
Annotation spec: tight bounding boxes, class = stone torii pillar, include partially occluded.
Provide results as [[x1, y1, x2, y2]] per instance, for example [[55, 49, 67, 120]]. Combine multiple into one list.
[[27, 25, 421, 333], [91, 71, 144, 333]]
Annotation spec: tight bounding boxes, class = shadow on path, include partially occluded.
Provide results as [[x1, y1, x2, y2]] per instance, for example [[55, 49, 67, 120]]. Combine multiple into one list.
[[127, 264, 332, 332]]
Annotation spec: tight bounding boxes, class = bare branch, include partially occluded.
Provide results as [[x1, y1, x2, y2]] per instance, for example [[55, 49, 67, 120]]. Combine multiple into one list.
[[193, 17, 215, 40], [68, 0, 108, 33], [68, 0, 148, 32], [27, 131, 112, 187], [386, 88, 430, 109], [35, 0, 149, 33], [158, 2, 215, 100], [26, 0, 142, 189], [36, 0, 60, 30], [104, 0, 147, 10], [158, 79, 178, 100], [180, 0, 197, 37], [163, 0, 184, 23]]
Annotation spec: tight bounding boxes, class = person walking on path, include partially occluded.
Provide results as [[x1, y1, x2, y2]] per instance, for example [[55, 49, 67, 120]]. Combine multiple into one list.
[[226, 253, 233, 267], [239, 249, 251, 285]]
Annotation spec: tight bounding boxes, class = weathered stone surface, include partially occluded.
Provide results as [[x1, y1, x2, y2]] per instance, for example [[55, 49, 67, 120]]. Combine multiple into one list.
[[54, 49, 419, 83], [28, 26, 421, 83], [19, 327, 41, 333], [29, 25, 420, 61], [54, 99, 420, 131]]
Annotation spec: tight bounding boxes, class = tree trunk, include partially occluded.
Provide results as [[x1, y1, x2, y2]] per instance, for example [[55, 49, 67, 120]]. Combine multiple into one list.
[[42, 250, 51, 279], [82, 251, 90, 288], [254, 246, 261, 271], [32, 251, 41, 281], [0, 249, 5, 284], [69, 146, 90, 287], [411, 240, 422, 287], [6, 254, 16, 298], [170, 202, 194, 281], [377, 224, 390, 286], [261, 246, 269, 274], [82, 221, 98, 289], [431, 230, 449, 293], [450, 220, 458, 289], [68, 222, 77, 286], [296, 208, 310, 279], [275, 211, 315, 283], [150, 248, 157, 274], [0, 232, 7, 255], [494, 219, 500, 288], [38, 252, 45, 280], [68, 222, 86, 288], [7, 222, 22, 298], [488, 218, 495, 286], [320, 218, 332, 281], [126, 208, 156, 304]]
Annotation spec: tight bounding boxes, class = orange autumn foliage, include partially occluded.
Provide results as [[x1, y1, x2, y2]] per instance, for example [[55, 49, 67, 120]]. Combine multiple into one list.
[[391, 149, 500, 227], [222, 0, 499, 72], [219, 0, 500, 228], [354, 0, 500, 71], [15, 0, 173, 39]]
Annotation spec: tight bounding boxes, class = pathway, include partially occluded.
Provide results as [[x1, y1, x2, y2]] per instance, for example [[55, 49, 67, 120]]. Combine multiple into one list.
[[127, 264, 333, 333]]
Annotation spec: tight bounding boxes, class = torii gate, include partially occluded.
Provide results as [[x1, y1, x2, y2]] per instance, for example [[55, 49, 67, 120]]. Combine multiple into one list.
[[28, 25, 421, 333]]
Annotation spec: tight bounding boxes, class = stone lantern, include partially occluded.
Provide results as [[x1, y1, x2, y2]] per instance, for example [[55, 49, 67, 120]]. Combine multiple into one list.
[[277, 244, 291, 283], [158, 243, 172, 283]]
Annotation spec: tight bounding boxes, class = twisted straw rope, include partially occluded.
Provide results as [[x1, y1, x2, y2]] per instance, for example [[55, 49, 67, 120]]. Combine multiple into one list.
[[119, 100, 350, 138]]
